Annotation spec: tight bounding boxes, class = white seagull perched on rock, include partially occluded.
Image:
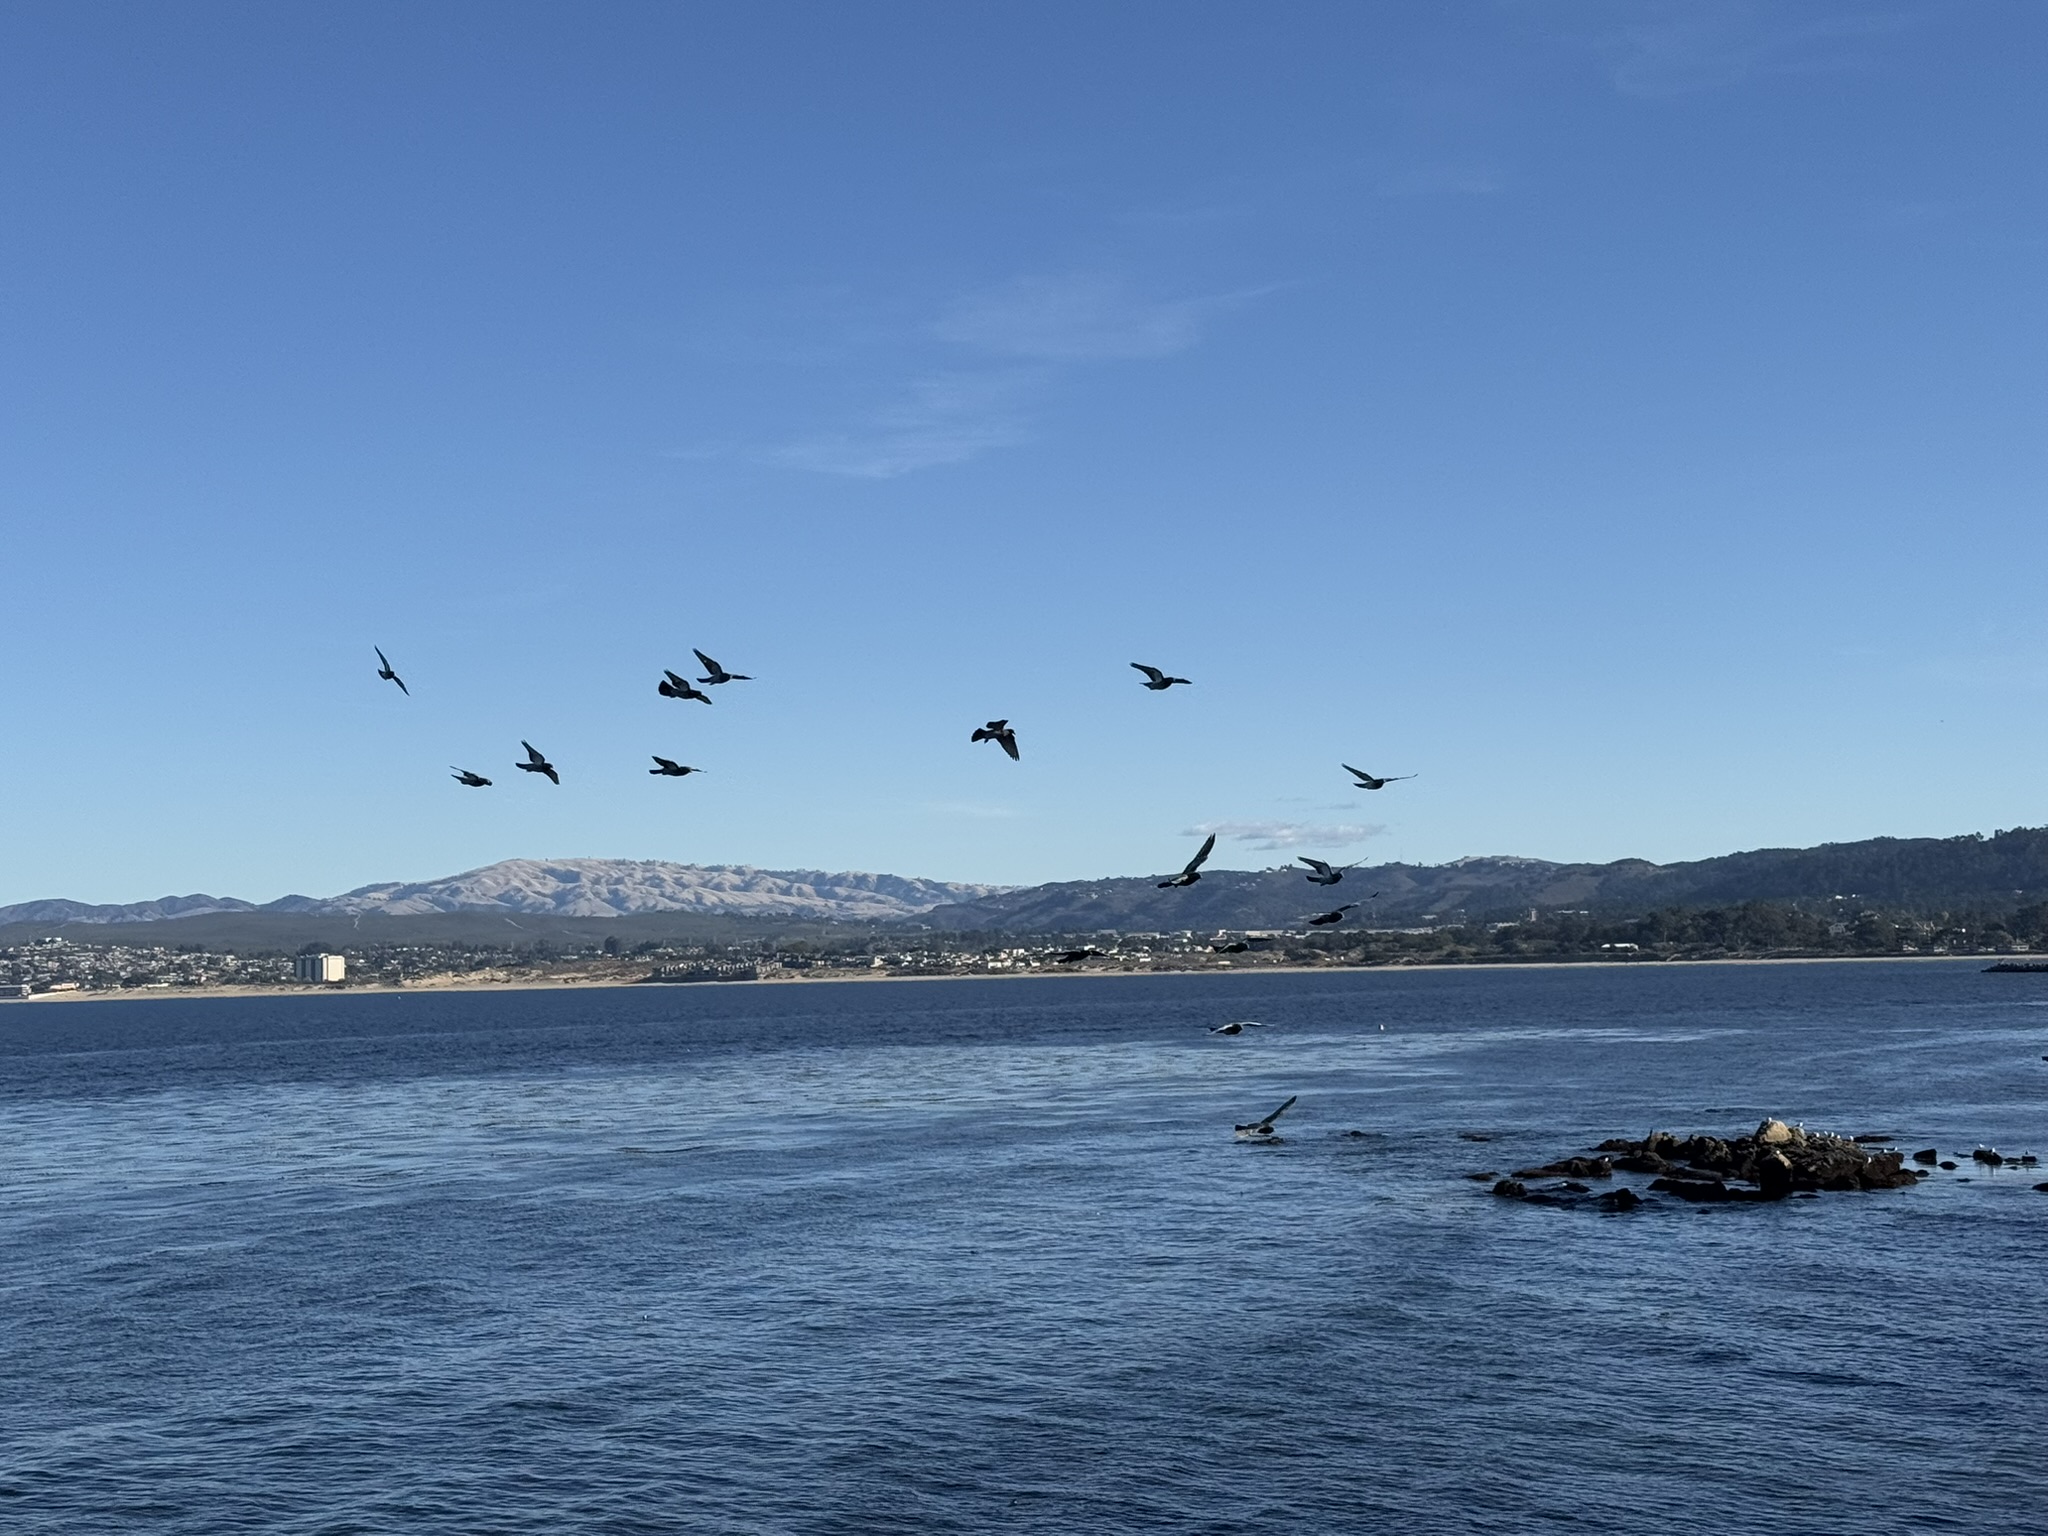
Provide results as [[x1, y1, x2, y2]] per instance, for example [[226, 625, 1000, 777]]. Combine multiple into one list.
[[1235, 1095, 1297, 1140]]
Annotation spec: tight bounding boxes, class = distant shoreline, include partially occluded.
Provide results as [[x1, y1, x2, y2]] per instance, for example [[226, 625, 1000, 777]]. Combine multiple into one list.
[[0, 950, 1995, 1006]]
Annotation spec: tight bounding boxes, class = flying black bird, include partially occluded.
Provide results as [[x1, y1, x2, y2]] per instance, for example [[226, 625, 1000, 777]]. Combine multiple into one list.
[[374, 647, 409, 696], [1298, 857, 1365, 887], [450, 768, 491, 787], [1211, 940, 1250, 954], [1131, 663, 1191, 691], [649, 757, 702, 777], [659, 671, 713, 704], [1305, 904, 1357, 927], [1158, 832, 1217, 889], [1344, 764, 1415, 791], [1053, 947, 1103, 963], [1235, 1095, 1297, 1139], [971, 720, 1020, 760], [694, 649, 751, 686], [1208, 1020, 1267, 1036], [516, 741, 559, 785]]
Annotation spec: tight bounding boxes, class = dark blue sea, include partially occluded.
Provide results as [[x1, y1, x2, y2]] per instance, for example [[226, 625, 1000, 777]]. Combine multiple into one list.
[[3, 961, 2044, 1534]]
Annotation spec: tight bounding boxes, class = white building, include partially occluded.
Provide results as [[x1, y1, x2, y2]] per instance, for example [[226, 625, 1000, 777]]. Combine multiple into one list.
[[295, 953, 346, 984]]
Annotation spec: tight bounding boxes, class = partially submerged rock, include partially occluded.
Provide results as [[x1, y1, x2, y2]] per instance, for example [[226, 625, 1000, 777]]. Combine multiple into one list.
[[1490, 1117, 1929, 1209], [1510, 1154, 1613, 1180]]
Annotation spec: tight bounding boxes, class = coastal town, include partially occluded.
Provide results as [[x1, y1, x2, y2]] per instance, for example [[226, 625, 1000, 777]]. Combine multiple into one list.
[[1, 903, 2030, 1000]]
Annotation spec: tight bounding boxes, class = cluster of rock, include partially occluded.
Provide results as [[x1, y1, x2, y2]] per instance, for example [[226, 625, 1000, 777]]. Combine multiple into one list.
[[1488, 1119, 1929, 1208]]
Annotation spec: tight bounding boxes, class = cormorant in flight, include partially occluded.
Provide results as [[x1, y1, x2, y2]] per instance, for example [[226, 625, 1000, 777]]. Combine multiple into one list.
[[1344, 764, 1415, 790], [451, 768, 491, 787], [517, 741, 559, 785], [694, 649, 750, 685], [1053, 947, 1102, 963], [1305, 904, 1357, 927], [375, 647, 409, 696], [1208, 1020, 1266, 1036], [971, 720, 1020, 760], [660, 671, 713, 704], [1131, 663, 1191, 691], [1158, 832, 1216, 889], [649, 757, 702, 777], [1211, 940, 1250, 953], [1298, 857, 1363, 886], [1235, 1095, 1297, 1139]]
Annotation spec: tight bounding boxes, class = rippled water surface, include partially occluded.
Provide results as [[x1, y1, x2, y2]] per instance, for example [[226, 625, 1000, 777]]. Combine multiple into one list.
[[3, 962, 2045, 1534]]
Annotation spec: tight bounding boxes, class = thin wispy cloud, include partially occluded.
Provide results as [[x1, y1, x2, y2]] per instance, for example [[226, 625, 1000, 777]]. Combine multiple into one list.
[[1188, 820, 1387, 852], [923, 799, 1026, 820], [763, 369, 1040, 479], [932, 273, 1215, 362], [1371, 157, 1506, 198], [759, 270, 1259, 478], [1598, 2, 1917, 98]]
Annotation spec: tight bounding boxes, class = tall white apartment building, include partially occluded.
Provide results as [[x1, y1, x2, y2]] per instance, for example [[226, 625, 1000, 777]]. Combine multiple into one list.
[[294, 953, 346, 984]]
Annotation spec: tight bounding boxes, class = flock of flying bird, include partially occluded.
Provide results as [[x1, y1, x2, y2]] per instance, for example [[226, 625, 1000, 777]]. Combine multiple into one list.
[[375, 645, 1415, 1138], [375, 645, 747, 789], [373, 645, 1417, 934]]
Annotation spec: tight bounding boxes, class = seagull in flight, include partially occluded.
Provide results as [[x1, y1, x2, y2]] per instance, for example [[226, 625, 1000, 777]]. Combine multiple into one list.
[[659, 671, 713, 704], [1305, 904, 1357, 927], [971, 720, 1020, 760], [516, 741, 559, 785], [1298, 857, 1366, 887], [374, 647, 409, 696], [1235, 1095, 1297, 1140], [1208, 1020, 1267, 1036], [1131, 663, 1191, 691], [1157, 832, 1216, 889], [694, 649, 751, 685], [649, 757, 702, 777], [1344, 764, 1415, 791], [450, 768, 491, 787]]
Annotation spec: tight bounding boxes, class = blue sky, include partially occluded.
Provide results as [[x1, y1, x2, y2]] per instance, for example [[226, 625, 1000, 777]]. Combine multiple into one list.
[[3, 1, 2044, 903]]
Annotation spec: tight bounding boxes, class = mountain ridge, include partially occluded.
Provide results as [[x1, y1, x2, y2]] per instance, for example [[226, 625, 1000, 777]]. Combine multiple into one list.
[[0, 859, 1014, 927], [9, 828, 2048, 935]]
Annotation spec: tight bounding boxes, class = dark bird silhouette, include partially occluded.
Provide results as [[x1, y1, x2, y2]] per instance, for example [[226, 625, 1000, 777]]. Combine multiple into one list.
[[1208, 1020, 1266, 1036], [659, 671, 713, 704], [1131, 663, 1191, 691], [649, 757, 702, 777], [1344, 764, 1415, 790], [1211, 940, 1250, 953], [450, 768, 491, 787], [1053, 947, 1102, 963], [1299, 857, 1365, 887], [1235, 1095, 1297, 1139], [971, 720, 1020, 760], [694, 649, 751, 685], [516, 741, 559, 785], [374, 647, 409, 696], [1305, 904, 1357, 926], [1157, 832, 1217, 889]]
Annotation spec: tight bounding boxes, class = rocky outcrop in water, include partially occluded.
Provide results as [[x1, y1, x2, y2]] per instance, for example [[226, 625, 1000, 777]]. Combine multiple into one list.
[[1489, 1119, 1930, 1209]]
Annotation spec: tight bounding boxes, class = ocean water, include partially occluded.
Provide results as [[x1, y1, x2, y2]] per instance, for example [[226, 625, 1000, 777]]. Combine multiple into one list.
[[1, 960, 2044, 1535]]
